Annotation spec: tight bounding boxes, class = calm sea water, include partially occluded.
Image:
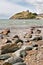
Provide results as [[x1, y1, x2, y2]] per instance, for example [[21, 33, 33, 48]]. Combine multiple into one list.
[[0, 19, 43, 29]]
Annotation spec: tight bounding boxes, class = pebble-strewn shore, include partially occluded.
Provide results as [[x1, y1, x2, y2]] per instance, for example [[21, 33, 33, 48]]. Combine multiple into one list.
[[0, 27, 43, 65]]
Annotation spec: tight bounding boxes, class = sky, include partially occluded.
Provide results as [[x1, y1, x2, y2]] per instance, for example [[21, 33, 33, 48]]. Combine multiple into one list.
[[0, 0, 43, 19]]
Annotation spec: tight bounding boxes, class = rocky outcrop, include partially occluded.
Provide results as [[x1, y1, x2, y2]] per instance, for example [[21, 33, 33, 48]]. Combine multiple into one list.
[[1, 43, 19, 54], [4, 57, 24, 64], [10, 11, 37, 19]]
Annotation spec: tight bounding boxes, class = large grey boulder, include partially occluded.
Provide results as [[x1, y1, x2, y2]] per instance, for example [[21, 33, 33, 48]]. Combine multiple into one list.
[[13, 62, 26, 65], [20, 50, 27, 58], [13, 45, 30, 57], [1, 43, 19, 54], [0, 54, 11, 60], [4, 57, 24, 64]]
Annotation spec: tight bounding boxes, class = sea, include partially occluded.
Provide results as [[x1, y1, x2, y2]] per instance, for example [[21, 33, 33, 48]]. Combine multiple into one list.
[[0, 19, 43, 38], [0, 19, 43, 29]]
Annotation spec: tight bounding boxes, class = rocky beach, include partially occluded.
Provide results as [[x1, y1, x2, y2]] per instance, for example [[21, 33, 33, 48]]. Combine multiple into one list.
[[0, 25, 43, 65], [0, 0, 43, 65]]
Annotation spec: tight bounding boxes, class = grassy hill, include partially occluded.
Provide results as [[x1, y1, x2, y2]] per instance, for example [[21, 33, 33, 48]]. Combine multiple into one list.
[[10, 10, 37, 19]]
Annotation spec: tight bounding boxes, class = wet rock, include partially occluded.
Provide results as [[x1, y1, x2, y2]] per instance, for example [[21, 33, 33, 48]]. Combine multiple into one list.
[[17, 42, 23, 48], [15, 39, 23, 44], [13, 62, 26, 65], [3, 62, 12, 65], [12, 45, 29, 57], [13, 35, 19, 39], [20, 50, 27, 58], [1, 43, 19, 54], [12, 35, 19, 42], [0, 54, 11, 60], [25, 40, 30, 43], [32, 47, 38, 50], [4, 57, 24, 64], [12, 36, 23, 44], [30, 35, 42, 41], [12, 38, 19, 43], [2, 38, 8, 43], [24, 33, 32, 38], [32, 44, 38, 47], [36, 29, 41, 34], [0, 29, 10, 35], [6, 40, 12, 43], [2, 38, 12, 43], [25, 46, 33, 51]]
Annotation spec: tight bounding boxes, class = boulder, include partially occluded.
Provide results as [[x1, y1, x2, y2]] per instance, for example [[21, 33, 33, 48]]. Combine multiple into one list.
[[1, 43, 19, 54], [4, 57, 24, 64], [25, 40, 30, 43], [20, 50, 27, 58], [2, 38, 12, 43], [0, 29, 10, 35], [25, 46, 33, 51], [24, 33, 32, 38], [2, 38, 8, 43], [12, 35, 19, 42], [12, 38, 23, 44], [13, 35, 19, 39], [17, 42, 23, 48], [13, 62, 26, 65], [32, 47, 38, 50], [0, 54, 11, 60], [15, 39, 23, 44], [3, 62, 12, 65], [35, 29, 41, 34], [30, 35, 42, 41], [32, 44, 38, 47]]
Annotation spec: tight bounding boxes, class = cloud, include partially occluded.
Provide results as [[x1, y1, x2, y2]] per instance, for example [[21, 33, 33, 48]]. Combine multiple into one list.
[[0, 0, 43, 19], [0, 0, 30, 19], [24, 0, 43, 4], [24, 0, 43, 13]]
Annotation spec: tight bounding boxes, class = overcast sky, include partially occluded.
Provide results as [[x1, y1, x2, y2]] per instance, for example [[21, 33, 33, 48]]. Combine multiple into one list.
[[0, 0, 43, 19]]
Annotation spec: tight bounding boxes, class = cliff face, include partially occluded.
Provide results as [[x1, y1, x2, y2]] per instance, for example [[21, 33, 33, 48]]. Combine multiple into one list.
[[10, 11, 37, 19]]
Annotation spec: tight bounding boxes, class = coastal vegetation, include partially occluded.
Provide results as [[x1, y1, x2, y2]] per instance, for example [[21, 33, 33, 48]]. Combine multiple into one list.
[[10, 10, 37, 19]]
